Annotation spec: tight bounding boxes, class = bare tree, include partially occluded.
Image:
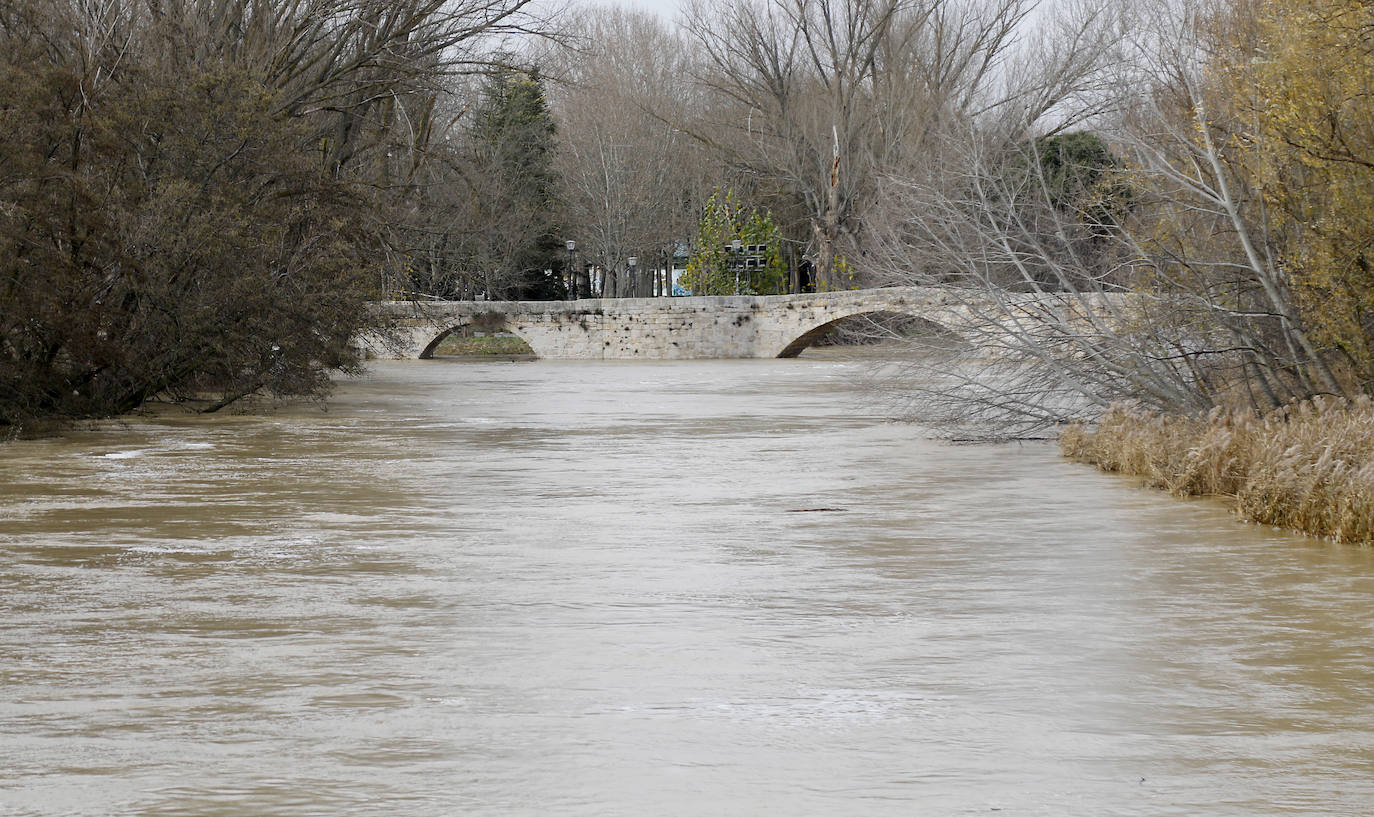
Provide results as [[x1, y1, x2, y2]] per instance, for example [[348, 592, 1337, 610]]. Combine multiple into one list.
[[869, 126, 1221, 437], [547, 5, 718, 297], [682, 0, 1070, 290], [1104, 0, 1344, 401], [866, 0, 1349, 438]]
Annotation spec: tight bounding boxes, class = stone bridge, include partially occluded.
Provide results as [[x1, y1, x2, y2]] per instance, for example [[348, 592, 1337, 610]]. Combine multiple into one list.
[[372, 287, 993, 360]]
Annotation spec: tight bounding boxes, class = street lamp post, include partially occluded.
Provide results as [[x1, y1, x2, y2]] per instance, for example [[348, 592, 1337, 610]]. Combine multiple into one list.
[[730, 239, 742, 294], [627, 257, 638, 298], [565, 240, 577, 300]]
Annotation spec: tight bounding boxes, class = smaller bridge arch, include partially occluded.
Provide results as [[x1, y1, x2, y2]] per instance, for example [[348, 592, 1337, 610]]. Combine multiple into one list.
[[417, 311, 542, 359]]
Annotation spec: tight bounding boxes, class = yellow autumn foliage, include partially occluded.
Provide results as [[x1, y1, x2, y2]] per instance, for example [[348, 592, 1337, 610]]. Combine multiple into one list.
[[1223, 0, 1374, 386]]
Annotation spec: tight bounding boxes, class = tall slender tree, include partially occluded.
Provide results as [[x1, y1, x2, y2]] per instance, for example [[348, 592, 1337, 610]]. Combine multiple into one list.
[[452, 66, 565, 299]]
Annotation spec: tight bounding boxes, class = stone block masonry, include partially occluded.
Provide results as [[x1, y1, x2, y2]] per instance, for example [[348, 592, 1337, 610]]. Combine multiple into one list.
[[368, 288, 993, 360]]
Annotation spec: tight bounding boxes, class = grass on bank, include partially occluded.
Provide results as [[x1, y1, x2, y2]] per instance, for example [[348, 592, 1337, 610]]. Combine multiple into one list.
[[432, 334, 534, 357], [1061, 397, 1374, 545]]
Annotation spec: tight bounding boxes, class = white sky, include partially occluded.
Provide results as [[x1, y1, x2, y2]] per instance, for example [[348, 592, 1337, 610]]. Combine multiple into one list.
[[556, 0, 1063, 39], [567, 0, 685, 23], [556, 0, 1062, 35], [620, 0, 683, 18]]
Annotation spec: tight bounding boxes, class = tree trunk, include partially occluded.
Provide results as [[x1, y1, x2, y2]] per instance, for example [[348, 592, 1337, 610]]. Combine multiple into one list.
[[813, 129, 843, 291]]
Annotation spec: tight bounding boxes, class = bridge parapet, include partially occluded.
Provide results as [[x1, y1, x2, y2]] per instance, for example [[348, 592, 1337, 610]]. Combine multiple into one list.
[[366, 287, 1108, 361]]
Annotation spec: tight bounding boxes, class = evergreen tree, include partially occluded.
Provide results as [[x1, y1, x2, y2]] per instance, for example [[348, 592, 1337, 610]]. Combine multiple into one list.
[[1034, 131, 1132, 240], [458, 67, 565, 300]]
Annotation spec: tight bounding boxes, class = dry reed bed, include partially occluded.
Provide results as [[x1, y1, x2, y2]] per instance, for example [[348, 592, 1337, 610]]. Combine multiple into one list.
[[1061, 397, 1374, 545]]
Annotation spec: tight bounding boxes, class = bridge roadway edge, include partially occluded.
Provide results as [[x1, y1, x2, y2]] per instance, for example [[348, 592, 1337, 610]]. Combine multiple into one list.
[[364, 287, 976, 361]]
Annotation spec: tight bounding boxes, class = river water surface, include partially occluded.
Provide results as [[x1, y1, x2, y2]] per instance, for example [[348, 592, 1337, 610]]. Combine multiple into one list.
[[2, 359, 1373, 816]]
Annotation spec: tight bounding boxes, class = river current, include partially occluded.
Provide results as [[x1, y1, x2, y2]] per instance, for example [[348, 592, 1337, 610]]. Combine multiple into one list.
[[2, 358, 1373, 816]]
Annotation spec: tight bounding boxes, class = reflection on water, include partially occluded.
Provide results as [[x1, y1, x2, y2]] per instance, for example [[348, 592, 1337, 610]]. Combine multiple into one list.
[[3, 359, 1374, 816]]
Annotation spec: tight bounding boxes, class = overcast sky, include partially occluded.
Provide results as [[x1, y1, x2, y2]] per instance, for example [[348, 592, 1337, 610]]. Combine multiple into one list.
[[625, 0, 683, 18], [569, 0, 685, 23], [557, 0, 1060, 37]]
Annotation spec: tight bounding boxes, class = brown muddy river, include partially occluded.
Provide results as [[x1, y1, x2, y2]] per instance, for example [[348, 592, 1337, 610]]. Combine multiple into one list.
[[2, 359, 1373, 816]]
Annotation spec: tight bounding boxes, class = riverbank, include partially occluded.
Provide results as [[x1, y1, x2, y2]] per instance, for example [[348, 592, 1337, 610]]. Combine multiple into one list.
[[1061, 397, 1374, 545]]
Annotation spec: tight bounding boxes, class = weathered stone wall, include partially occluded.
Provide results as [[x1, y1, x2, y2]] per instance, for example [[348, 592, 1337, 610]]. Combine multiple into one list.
[[368, 288, 980, 360]]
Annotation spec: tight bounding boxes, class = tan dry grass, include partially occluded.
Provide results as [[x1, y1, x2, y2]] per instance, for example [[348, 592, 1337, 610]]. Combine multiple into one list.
[[1061, 397, 1374, 545]]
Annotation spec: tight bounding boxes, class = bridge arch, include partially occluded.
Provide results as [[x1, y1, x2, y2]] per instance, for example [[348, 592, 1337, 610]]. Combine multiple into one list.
[[418, 311, 541, 359], [773, 307, 967, 358]]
